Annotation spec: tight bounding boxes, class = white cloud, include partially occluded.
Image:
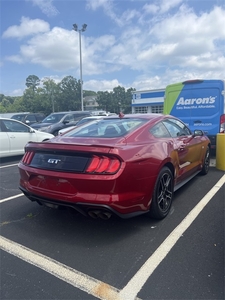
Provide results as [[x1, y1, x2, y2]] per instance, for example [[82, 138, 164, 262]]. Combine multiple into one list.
[[26, 0, 59, 17], [11, 89, 24, 96], [85, 79, 122, 92], [6, 27, 118, 76], [2, 17, 50, 39], [2, 1, 225, 95], [86, 0, 124, 26], [5, 55, 24, 64], [120, 9, 141, 23], [131, 75, 164, 91], [143, 0, 183, 15], [4, 5, 225, 76], [86, 0, 109, 11], [143, 4, 159, 14], [159, 0, 183, 13], [152, 6, 225, 42]]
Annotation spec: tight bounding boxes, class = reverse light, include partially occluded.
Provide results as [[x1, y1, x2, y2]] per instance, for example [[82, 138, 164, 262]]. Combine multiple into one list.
[[86, 155, 121, 174]]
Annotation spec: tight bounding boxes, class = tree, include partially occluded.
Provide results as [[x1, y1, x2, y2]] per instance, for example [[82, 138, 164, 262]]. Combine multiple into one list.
[[42, 78, 59, 112], [58, 76, 81, 111], [0, 94, 4, 102], [96, 86, 134, 113], [112, 86, 126, 113], [96, 91, 113, 112], [25, 75, 40, 92], [124, 87, 136, 113], [83, 90, 97, 97]]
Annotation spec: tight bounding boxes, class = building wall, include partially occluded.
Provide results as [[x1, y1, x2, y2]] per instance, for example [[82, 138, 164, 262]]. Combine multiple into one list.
[[131, 89, 165, 114]]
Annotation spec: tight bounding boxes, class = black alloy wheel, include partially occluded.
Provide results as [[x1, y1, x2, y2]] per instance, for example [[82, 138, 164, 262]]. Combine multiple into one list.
[[200, 146, 210, 175], [149, 167, 174, 219]]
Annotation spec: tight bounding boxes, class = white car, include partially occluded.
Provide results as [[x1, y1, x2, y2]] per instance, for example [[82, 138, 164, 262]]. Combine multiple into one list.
[[0, 118, 54, 158], [58, 116, 106, 135]]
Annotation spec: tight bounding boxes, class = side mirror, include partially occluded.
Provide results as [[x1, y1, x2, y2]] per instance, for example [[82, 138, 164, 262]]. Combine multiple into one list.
[[193, 130, 204, 136], [25, 120, 30, 125]]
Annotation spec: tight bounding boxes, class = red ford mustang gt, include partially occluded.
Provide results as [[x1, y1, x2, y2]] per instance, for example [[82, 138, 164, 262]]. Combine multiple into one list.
[[18, 113, 210, 220]]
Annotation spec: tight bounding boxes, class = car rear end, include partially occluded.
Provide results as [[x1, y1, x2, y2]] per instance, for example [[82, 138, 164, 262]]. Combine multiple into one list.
[[18, 115, 161, 218]]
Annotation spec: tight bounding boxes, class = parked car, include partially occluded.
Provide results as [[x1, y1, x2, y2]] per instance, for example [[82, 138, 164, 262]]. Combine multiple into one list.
[[31, 111, 92, 136], [91, 110, 117, 116], [18, 113, 210, 220], [11, 113, 45, 125], [0, 118, 54, 158], [58, 116, 106, 135]]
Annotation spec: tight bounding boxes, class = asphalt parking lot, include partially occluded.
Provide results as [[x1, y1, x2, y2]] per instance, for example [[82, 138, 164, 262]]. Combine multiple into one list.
[[0, 155, 224, 300]]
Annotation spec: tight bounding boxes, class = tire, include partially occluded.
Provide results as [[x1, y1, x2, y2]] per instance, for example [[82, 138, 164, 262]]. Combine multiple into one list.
[[149, 167, 174, 219], [200, 146, 210, 175]]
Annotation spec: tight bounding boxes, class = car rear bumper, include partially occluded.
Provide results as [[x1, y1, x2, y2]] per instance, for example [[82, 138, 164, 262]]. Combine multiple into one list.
[[19, 186, 148, 219]]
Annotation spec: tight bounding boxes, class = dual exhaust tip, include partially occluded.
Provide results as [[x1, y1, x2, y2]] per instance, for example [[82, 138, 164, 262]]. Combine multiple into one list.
[[43, 202, 112, 220], [88, 210, 112, 220]]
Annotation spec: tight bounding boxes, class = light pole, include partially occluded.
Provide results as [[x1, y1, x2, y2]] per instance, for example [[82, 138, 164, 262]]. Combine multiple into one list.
[[73, 23, 87, 111]]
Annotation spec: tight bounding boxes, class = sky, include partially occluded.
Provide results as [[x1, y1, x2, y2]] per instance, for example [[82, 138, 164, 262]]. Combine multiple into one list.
[[0, 0, 225, 97]]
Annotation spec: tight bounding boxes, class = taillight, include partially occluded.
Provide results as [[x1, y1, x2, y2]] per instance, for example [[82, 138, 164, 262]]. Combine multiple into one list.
[[86, 155, 121, 174], [220, 114, 225, 133], [22, 151, 34, 165]]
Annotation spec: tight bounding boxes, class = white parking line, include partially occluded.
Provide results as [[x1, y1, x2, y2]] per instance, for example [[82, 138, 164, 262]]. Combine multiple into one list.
[[0, 235, 123, 300], [0, 163, 19, 168], [0, 193, 24, 203], [0, 175, 224, 300], [119, 174, 225, 300]]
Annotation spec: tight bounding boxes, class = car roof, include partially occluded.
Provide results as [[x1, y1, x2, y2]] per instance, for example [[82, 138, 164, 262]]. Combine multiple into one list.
[[80, 116, 106, 120], [0, 117, 31, 125], [105, 113, 164, 120], [49, 111, 91, 114]]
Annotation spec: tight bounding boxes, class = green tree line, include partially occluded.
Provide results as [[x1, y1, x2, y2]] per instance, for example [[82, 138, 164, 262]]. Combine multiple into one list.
[[0, 75, 135, 115]]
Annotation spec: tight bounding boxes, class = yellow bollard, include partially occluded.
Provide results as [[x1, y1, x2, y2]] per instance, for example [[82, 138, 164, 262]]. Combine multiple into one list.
[[216, 133, 225, 171]]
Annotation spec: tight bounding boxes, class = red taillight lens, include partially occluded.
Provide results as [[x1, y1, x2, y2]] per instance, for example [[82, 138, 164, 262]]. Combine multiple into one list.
[[86, 156, 101, 172], [95, 156, 111, 173], [220, 114, 225, 133], [86, 155, 121, 174], [22, 151, 34, 165]]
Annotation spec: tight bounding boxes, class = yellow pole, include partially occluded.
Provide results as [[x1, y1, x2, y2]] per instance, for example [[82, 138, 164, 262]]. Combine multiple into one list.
[[216, 133, 225, 171]]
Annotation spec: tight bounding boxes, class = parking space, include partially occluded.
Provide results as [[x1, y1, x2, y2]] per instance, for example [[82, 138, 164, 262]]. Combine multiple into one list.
[[0, 157, 224, 300]]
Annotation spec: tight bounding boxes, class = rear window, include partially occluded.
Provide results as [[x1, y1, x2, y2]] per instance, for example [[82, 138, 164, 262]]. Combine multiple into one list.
[[11, 114, 25, 121], [63, 118, 147, 138]]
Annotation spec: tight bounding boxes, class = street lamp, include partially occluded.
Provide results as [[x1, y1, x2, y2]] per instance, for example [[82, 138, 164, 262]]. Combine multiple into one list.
[[73, 23, 87, 111]]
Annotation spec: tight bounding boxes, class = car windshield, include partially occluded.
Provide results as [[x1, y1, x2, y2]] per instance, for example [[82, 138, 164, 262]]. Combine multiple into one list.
[[63, 118, 147, 138], [42, 113, 66, 124]]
